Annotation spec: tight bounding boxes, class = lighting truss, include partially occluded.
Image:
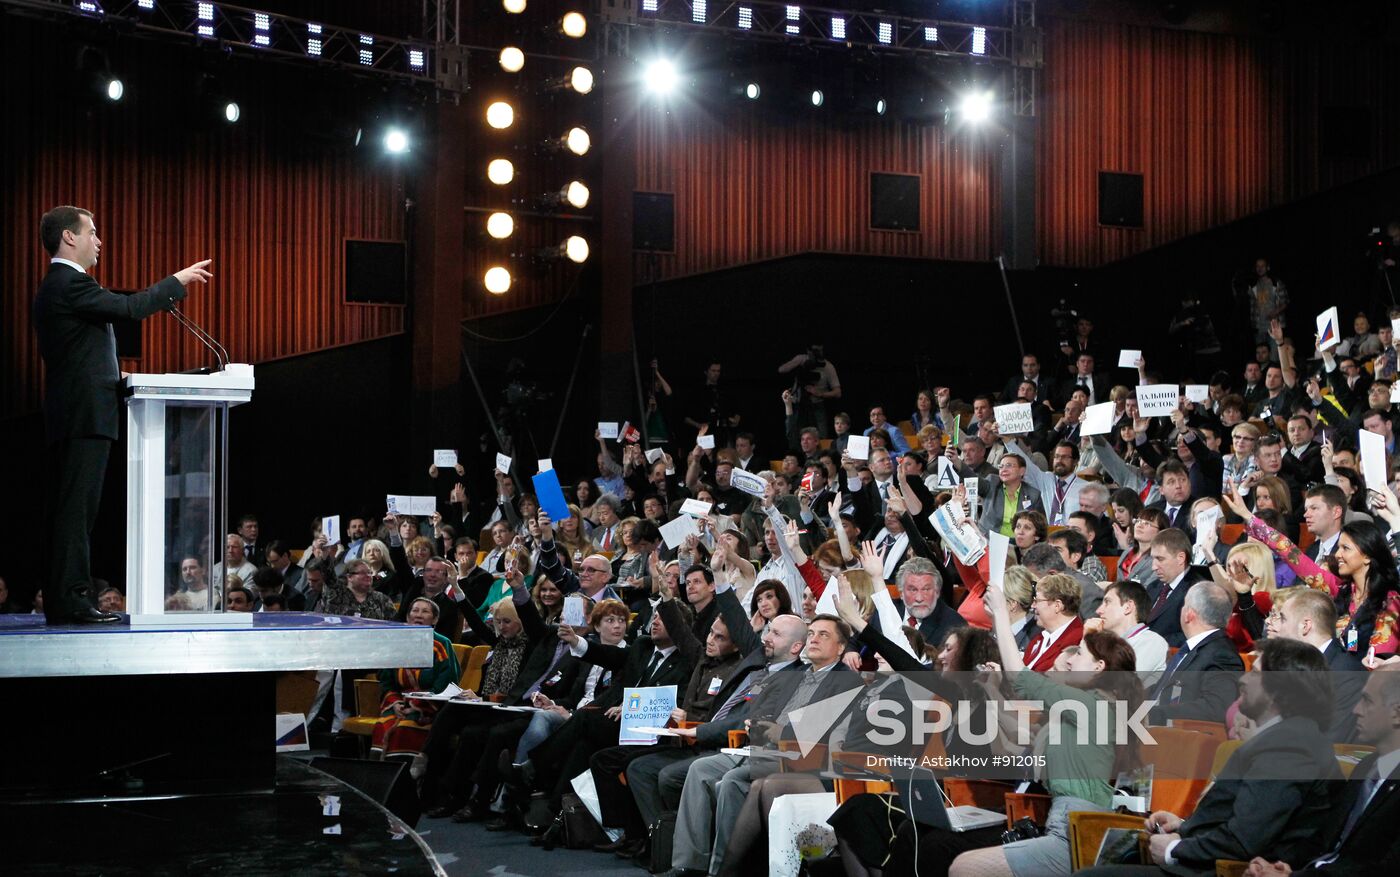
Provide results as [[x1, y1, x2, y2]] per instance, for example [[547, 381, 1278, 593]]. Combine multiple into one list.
[[633, 0, 1012, 62], [3, 0, 435, 83]]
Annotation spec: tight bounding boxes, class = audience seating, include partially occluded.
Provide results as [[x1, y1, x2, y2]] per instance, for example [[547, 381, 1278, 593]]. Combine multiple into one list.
[[459, 645, 490, 692], [1167, 719, 1228, 741], [275, 670, 319, 716], [1097, 555, 1119, 581], [1141, 726, 1223, 816], [1067, 811, 1149, 870], [342, 678, 387, 738]]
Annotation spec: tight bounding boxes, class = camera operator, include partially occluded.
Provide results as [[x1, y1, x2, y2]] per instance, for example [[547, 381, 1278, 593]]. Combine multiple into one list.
[[778, 343, 841, 439]]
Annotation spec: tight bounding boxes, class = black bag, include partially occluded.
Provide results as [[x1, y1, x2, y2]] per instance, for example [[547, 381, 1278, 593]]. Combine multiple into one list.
[[522, 792, 554, 833], [647, 811, 677, 873], [560, 791, 610, 849]]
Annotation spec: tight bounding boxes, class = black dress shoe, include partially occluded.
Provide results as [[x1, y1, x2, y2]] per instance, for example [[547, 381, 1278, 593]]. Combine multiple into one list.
[[594, 836, 633, 853], [616, 838, 647, 859], [485, 813, 521, 832], [451, 802, 485, 823], [424, 801, 462, 819], [69, 607, 123, 624]]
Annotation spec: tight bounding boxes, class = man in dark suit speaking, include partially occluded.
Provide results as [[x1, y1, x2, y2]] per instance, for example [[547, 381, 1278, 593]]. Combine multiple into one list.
[[32, 205, 211, 624]]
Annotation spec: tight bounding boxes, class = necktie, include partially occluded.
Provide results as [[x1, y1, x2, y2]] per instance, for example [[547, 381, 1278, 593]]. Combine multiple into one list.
[[712, 666, 766, 721], [1329, 765, 1382, 857], [1052, 479, 1068, 522], [642, 650, 665, 684], [881, 533, 897, 555], [1167, 506, 1179, 527], [1154, 645, 1191, 701], [879, 482, 890, 501], [906, 615, 918, 628], [1149, 583, 1173, 618], [602, 527, 613, 551], [524, 642, 569, 700]]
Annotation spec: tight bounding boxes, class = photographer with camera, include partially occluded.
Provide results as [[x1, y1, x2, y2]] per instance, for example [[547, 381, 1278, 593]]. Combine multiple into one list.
[[778, 343, 841, 439]]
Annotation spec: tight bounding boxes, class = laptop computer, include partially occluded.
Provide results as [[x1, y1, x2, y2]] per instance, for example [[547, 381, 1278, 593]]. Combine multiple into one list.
[[893, 766, 1006, 833]]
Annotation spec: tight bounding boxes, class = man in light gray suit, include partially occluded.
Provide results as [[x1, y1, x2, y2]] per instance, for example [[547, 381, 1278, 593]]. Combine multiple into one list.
[[976, 453, 1044, 537]]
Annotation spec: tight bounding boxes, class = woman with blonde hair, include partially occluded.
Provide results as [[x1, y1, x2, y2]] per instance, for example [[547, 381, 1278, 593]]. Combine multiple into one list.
[[1198, 532, 1276, 651], [555, 503, 592, 562]]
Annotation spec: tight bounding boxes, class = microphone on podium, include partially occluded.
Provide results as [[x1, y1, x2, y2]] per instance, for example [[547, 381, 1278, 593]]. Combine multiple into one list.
[[167, 303, 229, 372]]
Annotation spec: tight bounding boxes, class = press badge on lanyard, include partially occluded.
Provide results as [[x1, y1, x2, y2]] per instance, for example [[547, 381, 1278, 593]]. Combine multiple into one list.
[[707, 677, 723, 695], [1346, 627, 1359, 652]]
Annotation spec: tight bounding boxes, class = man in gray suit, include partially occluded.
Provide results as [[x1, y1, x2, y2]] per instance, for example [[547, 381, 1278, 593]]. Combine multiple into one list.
[[32, 206, 210, 624], [1022, 543, 1104, 619], [976, 453, 1044, 536]]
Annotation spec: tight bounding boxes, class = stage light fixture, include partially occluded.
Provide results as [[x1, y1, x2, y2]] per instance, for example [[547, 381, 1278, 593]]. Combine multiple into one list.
[[197, 2, 214, 37], [503, 0, 526, 12], [562, 180, 589, 209], [486, 212, 514, 239], [223, 101, 240, 122], [484, 266, 512, 294], [643, 59, 678, 96], [971, 27, 987, 55], [565, 236, 589, 263], [831, 17, 845, 40], [500, 47, 525, 73], [877, 22, 893, 44], [561, 12, 587, 38], [383, 128, 409, 153], [565, 127, 591, 156], [959, 90, 993, 123], [308, 22, 323, 56], [924, 26, 938, 42], [745, 83, 760, 100], [738, 6, 752, 29], [643, 0, 658, 9], [875, 98, 887, 116], [810, 89, 824, 107], [692, 0, 706, 23], [570, 66, 594, 94], [785, 5, 800, 35], [488, 159, 515, 185], [486, 100, 515, 129]]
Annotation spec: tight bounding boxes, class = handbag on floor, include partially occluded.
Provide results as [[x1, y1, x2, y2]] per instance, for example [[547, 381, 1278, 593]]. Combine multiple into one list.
[[646, 811, 677, 873]]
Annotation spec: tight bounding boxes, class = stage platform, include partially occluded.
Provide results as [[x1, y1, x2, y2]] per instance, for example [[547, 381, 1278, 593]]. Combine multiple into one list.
[[0, 611, 431, 678]]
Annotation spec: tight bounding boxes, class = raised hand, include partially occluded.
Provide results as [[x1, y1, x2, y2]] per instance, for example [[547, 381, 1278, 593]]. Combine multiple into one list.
[[174, 259, 213, 286], [827, 491, 843, 523], [887, 483, 908, 516], [859, 540, 886, 581], [834, 574, 867, 633]]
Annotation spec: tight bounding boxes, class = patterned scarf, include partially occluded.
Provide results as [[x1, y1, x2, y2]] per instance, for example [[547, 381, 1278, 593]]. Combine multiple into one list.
[[480, 634, 530, 697]]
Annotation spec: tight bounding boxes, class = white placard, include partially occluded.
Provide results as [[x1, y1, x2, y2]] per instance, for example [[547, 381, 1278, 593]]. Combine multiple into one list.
[[659, 514, 701, 549], [1360, 429, 1388, 496], [963, 477, 980, 499], [1135, 384, 1179, 418], [322, 515, 340, 544], [696, 434, 716, 450], [1184, 385, 1210, 403], [409, 495, 436, 516], [495, 452, 513, 474], [1118, 349, 1142, 369], [729, 469, 768, 498], [562, 595, 587, 627], [994, 402, 1035, 436], [1392, 318, 1400, 339], [538, 458, 554, 472], [598, 421, 619, 439], [1081, 401, 1117, 436], [645, 447, 665, 464], [386, 494, 403, 515], [619, 685, 679, 745], [987, 532, 1010, 586], [847, 435, 870, 460], [1194, 505, 1221, 552], [932, 456, 960, 488], [679, 498, 713, 517], [1317, 306, 1341, 350], [1391, 383, 1400, 405], [433, 449, 457, 468]]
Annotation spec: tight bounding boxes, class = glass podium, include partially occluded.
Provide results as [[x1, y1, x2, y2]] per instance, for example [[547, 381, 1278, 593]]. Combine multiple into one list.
[[124, 365, 255, 624]]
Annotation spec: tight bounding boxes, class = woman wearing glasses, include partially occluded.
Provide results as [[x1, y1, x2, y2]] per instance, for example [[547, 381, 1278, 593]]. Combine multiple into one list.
[[1196, 535, 1277, 651], [1118, 507, 1168, 589], [1222, 423, 1261, 495]]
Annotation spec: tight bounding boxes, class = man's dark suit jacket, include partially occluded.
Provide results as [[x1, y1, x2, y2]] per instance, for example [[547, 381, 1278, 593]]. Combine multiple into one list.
[[1057, 373, 1111, 407], [692, 659, 808, 749], [1321, 641, 1365, 743], [891, 598, 967, 651], [1145, 568, 1210, 647], [1296, 751, 1400, 876], [32, 263, 186, 442], [1164, 715, 1342, 876], [1147, 628, 1244, 724]]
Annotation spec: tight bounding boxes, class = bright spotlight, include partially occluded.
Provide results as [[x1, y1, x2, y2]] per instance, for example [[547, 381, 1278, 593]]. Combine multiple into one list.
[[644, 59, 678, 96], [105, 78, 124, 101], [959, 90, 993, 123], [565, 127, 591, 156], [484, 266, 512, 294], [570, 66, 594, 94], [745, 83, 760, 100], [503, 0, 526, 12], [499, 47, 524, 73], [383, 127, 409, 153], [565, 236, 589, 264], [486, 212, 514, 239], [223, 101, 240, 122], [810, 89, 824, 107], [875, 98, 887, 116], [561, 12, 587, 38], [486, 101, 514, 129], [487, 159, 515, 185], [564, 180, 589, 209]]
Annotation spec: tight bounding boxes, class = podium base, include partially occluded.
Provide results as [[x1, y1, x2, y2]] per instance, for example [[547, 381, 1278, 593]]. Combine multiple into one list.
[[130, 611, 256, 627]]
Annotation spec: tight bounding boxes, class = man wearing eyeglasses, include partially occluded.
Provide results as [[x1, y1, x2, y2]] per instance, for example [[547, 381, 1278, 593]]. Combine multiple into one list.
[[534, 510, 620, 603]]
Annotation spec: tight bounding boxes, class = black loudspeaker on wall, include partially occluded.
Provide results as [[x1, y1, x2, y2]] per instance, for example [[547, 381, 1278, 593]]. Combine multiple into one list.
[[634, 192, 675, 252], [870, 172, 921, 231], [1098, 172, 1144, 228], [344, 239, 407, 304], [309, 756, 421, 829]]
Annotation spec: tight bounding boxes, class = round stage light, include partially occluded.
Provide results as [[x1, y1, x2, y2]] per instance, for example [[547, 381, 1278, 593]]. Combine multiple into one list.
[[487, 158, 515, 185], [564, 180, 589, 209], [486, 100, 515, 129], [875, 98, 887, 116], [644, 59, 678, 95], [745, 83, 760, 100], [570, 66, 594, 94], [565, 236, 589, 264], [106, 78, 124, 101], [224, 101, 241, 123], [503, 0, 526, 13], [384, 128, 410, 154], [499, 47, 525, 73], [810, 89, 824, 107], [565, 127, 590, 156], [562, 12, 587, 38], [486, 212, 514, 239], [484, 266, 512, 294], [960, 90, 993, 123]]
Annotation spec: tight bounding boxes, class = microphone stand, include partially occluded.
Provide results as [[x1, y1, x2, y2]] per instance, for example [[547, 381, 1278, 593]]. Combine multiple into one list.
[[167, 305, 229, 371]]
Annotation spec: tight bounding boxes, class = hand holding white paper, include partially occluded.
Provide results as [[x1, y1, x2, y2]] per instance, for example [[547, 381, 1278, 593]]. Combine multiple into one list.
[[433, 449, 457, 468], [495, 453, 513, 474], [1118, 350, 1142, 369], [847, 435, 870, 460], [697, 434, 716, 450], [538, 458, 554, 472], [598, 422, 619, 439], [1360, 429, 1388, 497], [1317, 306, 1341, 351], [1135, 385, 1179, 418], [323, 515, 341, 544], [994, 403, 1034, 435], [729, 468, 768, 498], [1080, 401, 1117, 436]]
